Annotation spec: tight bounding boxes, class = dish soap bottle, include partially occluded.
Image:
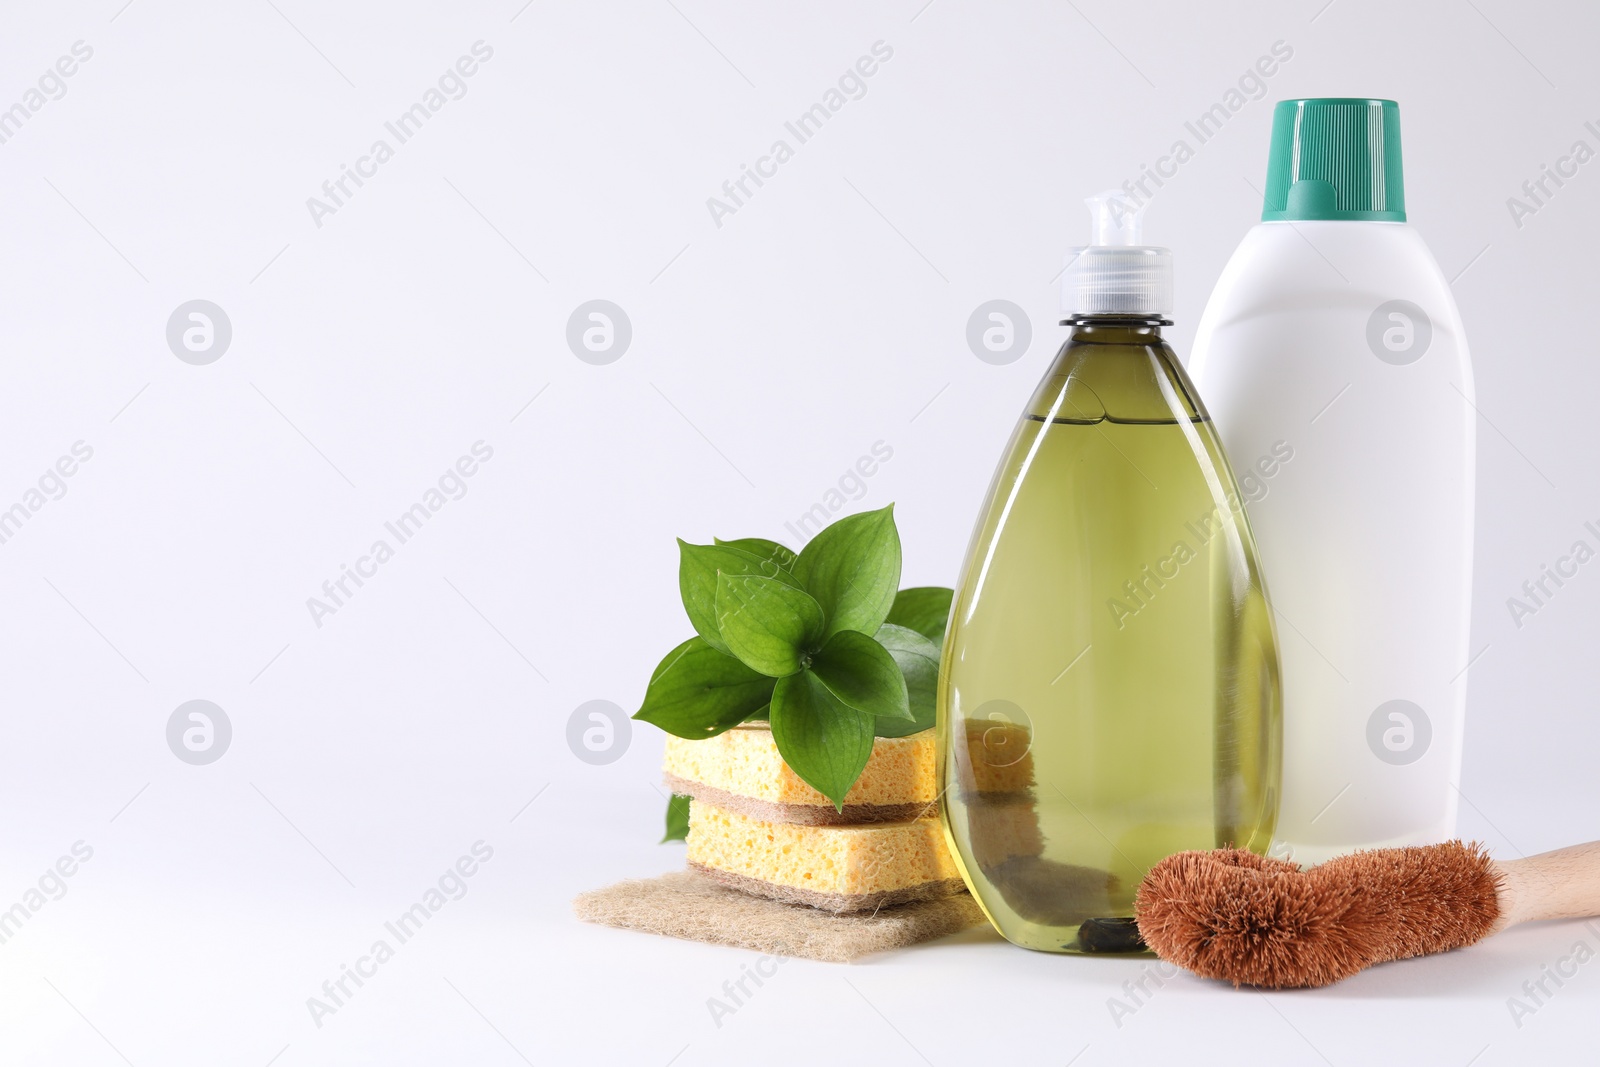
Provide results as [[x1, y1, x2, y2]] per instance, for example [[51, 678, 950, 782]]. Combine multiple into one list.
[[937, 193, 1282, 953], [1188, 99, 1474, 866]]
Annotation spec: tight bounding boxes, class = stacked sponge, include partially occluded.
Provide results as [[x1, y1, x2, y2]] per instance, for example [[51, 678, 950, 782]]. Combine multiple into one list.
[[664, 725, 964, 914]]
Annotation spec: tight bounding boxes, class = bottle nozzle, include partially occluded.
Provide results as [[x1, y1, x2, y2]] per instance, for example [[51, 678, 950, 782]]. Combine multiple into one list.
[[1061, 190, 1173, 318], [1085, 190, 1143, 246]]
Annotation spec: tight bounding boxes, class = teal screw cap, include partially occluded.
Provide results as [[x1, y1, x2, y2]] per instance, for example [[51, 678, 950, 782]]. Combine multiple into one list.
[[1262, 98, 1406, 222]]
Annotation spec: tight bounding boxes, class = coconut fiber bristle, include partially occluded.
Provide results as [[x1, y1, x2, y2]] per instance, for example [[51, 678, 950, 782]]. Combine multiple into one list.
[[1133, 841, 1502, 989]]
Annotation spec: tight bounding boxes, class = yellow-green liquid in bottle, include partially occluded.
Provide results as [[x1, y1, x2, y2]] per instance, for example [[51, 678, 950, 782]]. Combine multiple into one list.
[[937, 318, 1282, 953]]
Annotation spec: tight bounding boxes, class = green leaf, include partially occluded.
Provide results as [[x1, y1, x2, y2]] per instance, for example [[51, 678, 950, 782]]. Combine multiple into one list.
[[769, 670, 875, 810], [714, 573, 826, 677], [633, 637, 776, 739], [661, 794, 691, 843], [679, 541, 802, 654], [885, 587, 954, 645], [809, 629, 911, 721], [871, 623, 940, 737], [715, 537, 797, 573], [793, 504, 902, 640]]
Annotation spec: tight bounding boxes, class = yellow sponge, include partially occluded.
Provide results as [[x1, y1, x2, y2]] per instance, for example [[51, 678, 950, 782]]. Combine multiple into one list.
[[686, 799, 964, 914], [664, 724, 936, 824]]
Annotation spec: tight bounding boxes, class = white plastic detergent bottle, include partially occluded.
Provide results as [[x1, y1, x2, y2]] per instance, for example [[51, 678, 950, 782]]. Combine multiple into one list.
[[1188, 98, 1475, 866]]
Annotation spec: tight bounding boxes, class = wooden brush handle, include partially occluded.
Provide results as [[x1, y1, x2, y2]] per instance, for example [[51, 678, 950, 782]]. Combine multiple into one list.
[[1494, 841, 1600, 930]]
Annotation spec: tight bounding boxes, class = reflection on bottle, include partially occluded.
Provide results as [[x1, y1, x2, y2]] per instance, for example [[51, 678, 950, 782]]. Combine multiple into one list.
[[948, 717, 1119, 934]]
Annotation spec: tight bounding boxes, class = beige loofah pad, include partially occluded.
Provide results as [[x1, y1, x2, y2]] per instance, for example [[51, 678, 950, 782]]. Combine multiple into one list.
[[574, 870, 988, 962]]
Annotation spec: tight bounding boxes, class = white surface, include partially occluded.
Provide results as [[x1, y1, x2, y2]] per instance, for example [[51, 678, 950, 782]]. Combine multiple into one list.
[[0, 1, 1596, 1064], [1190, 220, 1476, 866]]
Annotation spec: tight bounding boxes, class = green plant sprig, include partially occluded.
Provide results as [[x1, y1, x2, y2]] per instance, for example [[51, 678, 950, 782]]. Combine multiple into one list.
[[635, 504, 952, 811]]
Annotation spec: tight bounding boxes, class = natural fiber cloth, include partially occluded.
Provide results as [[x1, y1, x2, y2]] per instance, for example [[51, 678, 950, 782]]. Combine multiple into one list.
[[574, 870, 988, 962]]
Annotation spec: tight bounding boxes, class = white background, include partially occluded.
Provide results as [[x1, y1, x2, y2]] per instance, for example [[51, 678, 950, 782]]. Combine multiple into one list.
[[1, 1, 1597, 1064]]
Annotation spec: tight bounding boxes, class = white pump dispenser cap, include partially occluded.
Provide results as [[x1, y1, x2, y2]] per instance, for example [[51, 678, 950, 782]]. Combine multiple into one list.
[[1061, 191, 1174, 318]]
